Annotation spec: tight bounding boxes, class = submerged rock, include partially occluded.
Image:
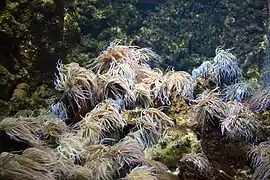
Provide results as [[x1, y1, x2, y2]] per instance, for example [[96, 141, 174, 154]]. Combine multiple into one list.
[[11, 83, 29, 101]]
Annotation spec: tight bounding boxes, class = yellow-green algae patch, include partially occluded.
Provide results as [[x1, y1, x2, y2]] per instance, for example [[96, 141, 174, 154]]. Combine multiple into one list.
[[148, 97, 200, 169]]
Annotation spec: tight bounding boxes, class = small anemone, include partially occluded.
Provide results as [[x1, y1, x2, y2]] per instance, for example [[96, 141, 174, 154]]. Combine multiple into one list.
[[222, 81, 255, 102], [209, 47, 243, 86], [76, 103, 127, 137], [41, 117, 68, 142], [146, 158, 168, 175], [0, 117, 42, 146], [248, 141, 270, 180], [22, 147, 70, 178], [84, 145, 117, 180], [192, 61, 212, 79], [220, 101, 263, 142], [190, 89, 226, 129], [110, 136, 146, 171], [73, 117, 103, 145], [69, 165, 93, 180], [248, 89, 270, 112], [0, 152, 55, 180], [99, 73, 136, 105], [56, 133, 86, 163], [49, 101, 69, 121], [162, 70, 194, 100], [128, 108, 174, 149], [135, 83, 153, 108], [89, 39, 161, 74], [123, 166, 157, 180], [138, 68, 165, 103], [180, 153, 212, 173], [54, 62, 98, 111], [107, 62, 136, 89]]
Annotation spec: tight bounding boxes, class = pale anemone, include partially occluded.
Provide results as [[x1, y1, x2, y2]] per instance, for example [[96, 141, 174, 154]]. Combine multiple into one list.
[[22, 147, 71, 178], [128, 108, 174, 149], [107, 62, 137, 89], [222, 81, 255, 102], [192, 61, 212, 79], [73, 103, 126, 145], [89, 39, 162, 74], [190, 89, 226, 129], [49, 101, 69, 121], [220, 101, 263, 142], [54, 62, 98, 112], [69, 165, 93, 180], [123, 166, 157, 180], [179, 153, 212, 173], [248, 89, 270, 112], [0, 152, 55, 180], [248, 141, 270, 180], [84, 145, 117, 180], [209, 47, 243, 86], [134, 83, 153, 108], [110, 136, 146, 172], [162, 70, 194, 100], [40, 116, 68, 142], [56, 133, 86, 163], [137, 68, 165, 104], [0, 117, 42, 146], [99, 73, 136, 106]]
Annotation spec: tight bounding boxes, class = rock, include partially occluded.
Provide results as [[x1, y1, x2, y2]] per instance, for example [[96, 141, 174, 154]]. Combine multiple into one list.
[[0, 100, 10, 120], [11, 83, 29, 101], [0, 65, 15, 100]]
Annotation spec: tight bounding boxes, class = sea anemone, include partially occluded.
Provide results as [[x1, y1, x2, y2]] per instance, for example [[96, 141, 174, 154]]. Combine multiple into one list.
[[123, 166, 157, 180], [22, 147, 70, 178], [0, 152, 55, 180], [110, 136, 146, 172], [162, 70, 194, 100], [107, 63, 137, 89], [84, 145, 117, 180], [54, 62, 98, 112], [192, 61, 212, 79], [89, 39, 161, 74], [0, 117, 42, 146], [180, 153, 212, 173], [135, 83, 153, 108], [49, 101, 69, 121], [127, 108, 174, 149], [56, 133, 86, 163], [78, 103, 126, 136], [222, 81, 255, 102], [248, 89, 270, 112], [209, 47, 243, 86], [248, 141, 270, 180], [138, 68, 165, 104], [42, 118, 68, 142], [99, 73, 136, 105], [220, 101, 263, 142], [190, 89, 226, 129]]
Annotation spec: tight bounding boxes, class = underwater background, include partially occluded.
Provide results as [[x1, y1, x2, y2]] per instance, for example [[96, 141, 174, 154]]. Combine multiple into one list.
[[0, 0, 270, 180]]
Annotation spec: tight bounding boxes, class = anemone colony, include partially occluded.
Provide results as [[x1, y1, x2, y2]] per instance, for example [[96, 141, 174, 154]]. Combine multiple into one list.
[[0, 40, 269, 180]]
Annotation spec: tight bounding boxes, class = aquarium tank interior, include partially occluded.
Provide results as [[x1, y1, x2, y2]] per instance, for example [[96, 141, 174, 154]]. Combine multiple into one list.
[[0, 0, 270, 179]]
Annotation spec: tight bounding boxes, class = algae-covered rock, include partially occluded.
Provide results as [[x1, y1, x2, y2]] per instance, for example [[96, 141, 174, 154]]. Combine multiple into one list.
[[11, 83, 29, 101], [0, 100, 10, 120], [0, 65, 15, 99], [31, 85, 54, 100], [150, 129, 200, 170], [8, 84, 55, 116], [148, 95, 201, 169]]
